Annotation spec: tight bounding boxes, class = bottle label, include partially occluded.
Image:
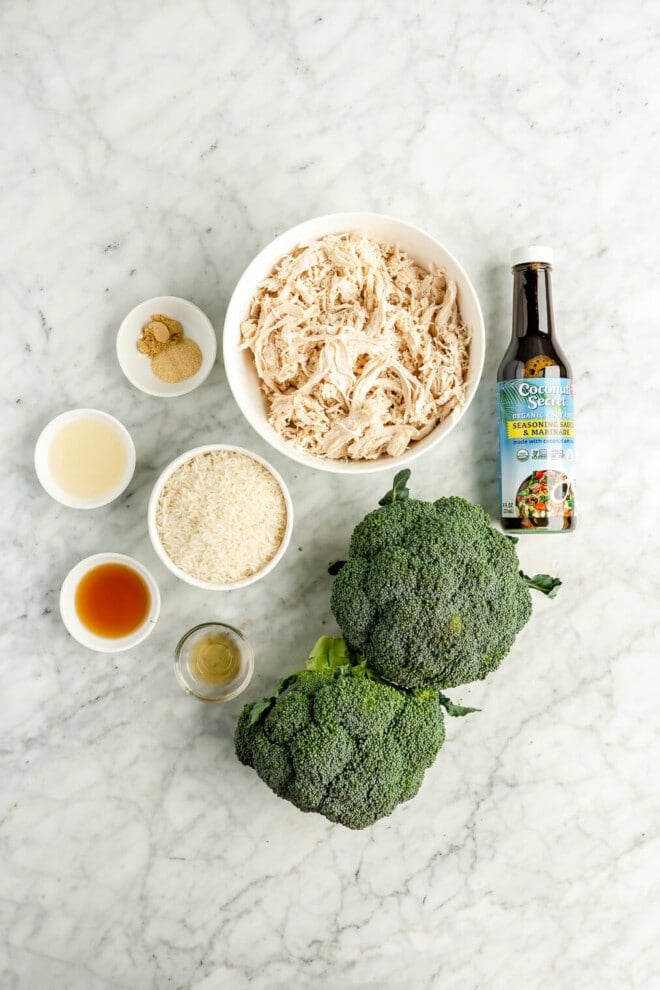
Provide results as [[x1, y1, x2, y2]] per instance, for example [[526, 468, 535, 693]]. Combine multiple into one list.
[[497, 378, 576, 527]]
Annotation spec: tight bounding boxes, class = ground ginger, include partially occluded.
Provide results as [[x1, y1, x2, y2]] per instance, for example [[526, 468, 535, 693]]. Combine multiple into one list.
[[137, 313, 202, 383]]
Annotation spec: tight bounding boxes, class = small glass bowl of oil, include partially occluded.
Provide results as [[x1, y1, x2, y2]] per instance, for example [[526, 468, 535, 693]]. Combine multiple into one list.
[[174, 623, 254, 703]]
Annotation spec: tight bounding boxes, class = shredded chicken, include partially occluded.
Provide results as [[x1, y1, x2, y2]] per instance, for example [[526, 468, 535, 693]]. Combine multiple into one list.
[[240, 232, 471, 460]]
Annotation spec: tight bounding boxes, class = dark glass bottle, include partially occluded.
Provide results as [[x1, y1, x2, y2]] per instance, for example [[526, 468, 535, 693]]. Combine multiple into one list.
[[496, 247, 576, 532]]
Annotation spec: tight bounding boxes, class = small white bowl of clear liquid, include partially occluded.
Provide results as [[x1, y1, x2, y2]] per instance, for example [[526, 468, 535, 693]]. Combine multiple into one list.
[[34, 408, 136, 509]]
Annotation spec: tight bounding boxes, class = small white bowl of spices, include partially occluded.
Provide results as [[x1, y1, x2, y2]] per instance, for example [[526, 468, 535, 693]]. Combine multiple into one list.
[[116, 295, 217, 397]]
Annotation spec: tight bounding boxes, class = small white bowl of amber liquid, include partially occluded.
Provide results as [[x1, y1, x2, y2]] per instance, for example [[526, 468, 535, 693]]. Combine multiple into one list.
[[174, 623, 254, 702]]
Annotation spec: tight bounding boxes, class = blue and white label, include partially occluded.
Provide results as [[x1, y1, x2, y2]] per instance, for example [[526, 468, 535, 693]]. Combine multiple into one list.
[[497, 378, 576, 526]]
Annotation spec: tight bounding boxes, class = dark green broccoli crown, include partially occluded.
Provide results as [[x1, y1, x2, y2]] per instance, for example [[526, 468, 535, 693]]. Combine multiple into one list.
[[234, 650, 445, 830], [331, 495, 533, 690]]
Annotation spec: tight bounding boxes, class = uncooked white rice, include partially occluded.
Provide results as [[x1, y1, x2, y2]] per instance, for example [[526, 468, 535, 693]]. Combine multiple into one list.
[[155, 450, 287, 584]]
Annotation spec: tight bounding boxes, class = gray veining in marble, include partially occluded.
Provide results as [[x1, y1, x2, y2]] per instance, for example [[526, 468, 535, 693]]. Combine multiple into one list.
[[2, 1, 659, 988]]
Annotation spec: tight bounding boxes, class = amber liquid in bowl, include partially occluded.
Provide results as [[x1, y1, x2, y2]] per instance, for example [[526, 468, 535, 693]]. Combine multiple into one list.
[[75, 563, 151, 638]]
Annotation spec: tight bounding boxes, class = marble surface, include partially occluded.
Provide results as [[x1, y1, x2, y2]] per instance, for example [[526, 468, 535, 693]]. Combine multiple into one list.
[[2, 1, 659, 987]]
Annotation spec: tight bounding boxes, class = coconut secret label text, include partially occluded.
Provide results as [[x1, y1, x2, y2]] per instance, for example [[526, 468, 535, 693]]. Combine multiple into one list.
[[516, 381, 571, 410]]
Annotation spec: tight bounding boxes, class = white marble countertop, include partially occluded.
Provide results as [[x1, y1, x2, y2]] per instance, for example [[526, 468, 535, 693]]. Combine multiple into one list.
[[2, 2, 659, 988]]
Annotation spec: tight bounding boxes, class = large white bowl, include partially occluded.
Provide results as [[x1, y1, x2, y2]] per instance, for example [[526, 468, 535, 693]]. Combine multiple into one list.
[[147, 444, 293, 590], [223, 212, 485, 475]]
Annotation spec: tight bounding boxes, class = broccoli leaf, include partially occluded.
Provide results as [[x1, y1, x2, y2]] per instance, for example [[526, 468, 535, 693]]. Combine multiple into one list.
[[328, 560, 346, 576], [378, 469, 411, 506], [248, 697, 271, 725], [438, 692, 480, 717], [522, 572, 562, 598], [248, 673, 300, 726]]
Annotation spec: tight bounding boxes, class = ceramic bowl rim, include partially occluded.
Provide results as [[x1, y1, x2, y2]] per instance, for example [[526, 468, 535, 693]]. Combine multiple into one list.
[[147, 443, 294, 590], [59, 552, 161, 652], [222, 211, 486, 475], [34, 408, 136, 509]]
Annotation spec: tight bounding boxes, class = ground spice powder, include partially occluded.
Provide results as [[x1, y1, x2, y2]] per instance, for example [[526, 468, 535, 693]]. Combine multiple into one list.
[[138, 314, 183, 357], [151, 337, 203, 383], [137, 313, 203, 383]]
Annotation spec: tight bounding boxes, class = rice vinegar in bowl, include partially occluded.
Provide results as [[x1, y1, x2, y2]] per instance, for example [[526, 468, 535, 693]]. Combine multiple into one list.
[[35, 409, 136, 509], [174, 623, 254, 702]]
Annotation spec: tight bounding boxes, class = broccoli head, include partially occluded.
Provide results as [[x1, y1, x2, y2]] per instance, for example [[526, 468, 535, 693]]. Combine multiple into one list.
[[330, 471, 559, 691], [234, 637, 472, 830]]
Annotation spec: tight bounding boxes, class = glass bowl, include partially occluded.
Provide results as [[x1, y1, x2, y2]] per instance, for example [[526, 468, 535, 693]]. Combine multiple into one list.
[[174, 622, 254, 702]]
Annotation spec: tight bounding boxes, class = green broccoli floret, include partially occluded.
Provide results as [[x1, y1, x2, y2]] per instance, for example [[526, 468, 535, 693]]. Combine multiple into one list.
[[330, 471, 559, 691], [234, 637, 469, 830]]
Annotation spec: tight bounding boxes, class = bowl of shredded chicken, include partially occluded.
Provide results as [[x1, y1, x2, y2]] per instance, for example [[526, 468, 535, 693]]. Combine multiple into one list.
[[224, 213, 485, 473]]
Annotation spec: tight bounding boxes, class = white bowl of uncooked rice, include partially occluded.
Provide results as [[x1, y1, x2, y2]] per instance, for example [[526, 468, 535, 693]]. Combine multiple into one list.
[[148, 445, 293, 590], [223, 213, 485, 474]]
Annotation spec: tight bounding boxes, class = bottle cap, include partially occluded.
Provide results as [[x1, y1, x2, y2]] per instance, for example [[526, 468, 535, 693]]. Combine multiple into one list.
[[511, 245, 553, 267]]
